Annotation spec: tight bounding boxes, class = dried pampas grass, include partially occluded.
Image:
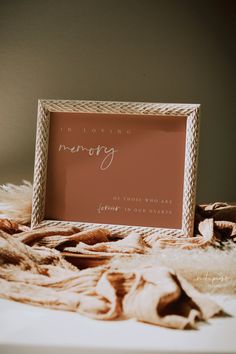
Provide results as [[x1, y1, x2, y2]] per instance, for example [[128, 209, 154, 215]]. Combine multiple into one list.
[[110, 247, 236, 295], [0, 180, 32, 224]]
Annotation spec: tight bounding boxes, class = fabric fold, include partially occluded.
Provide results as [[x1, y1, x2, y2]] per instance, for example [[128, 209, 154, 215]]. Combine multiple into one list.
[[0, 230, 223, 329]]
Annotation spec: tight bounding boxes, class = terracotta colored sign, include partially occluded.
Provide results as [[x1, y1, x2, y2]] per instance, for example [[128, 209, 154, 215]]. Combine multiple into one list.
[[45, 111, 187, 229]]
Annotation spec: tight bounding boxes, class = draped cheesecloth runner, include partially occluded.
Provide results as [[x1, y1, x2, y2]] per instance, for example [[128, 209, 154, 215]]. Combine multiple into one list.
[[0, 182, 235, 329]]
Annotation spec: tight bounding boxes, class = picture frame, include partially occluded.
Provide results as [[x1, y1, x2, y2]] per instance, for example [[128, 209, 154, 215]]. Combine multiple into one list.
[[31, 100, 200, 238]]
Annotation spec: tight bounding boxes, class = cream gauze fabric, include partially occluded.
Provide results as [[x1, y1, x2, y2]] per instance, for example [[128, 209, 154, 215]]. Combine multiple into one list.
[[0, 230, 222, 329]]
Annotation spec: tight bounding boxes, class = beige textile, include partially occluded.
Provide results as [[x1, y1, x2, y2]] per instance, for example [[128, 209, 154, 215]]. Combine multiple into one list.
[[0, 229, 222, 329], [37, 203, 236, 254], [145, 203, 236, 250], [0, 200, 235, 329], [7, 203, 234, 257]]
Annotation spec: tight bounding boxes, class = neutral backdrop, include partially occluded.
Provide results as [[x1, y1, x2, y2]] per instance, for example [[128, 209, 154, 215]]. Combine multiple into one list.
[[0, 0, 235, 203]]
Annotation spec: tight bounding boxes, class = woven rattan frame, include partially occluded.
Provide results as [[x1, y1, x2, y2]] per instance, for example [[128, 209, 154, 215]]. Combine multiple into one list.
[[31, 100, 200, 237]]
